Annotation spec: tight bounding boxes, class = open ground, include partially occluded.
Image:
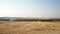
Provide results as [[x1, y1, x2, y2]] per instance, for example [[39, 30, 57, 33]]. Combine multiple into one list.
[[0, 21, 60, 34]]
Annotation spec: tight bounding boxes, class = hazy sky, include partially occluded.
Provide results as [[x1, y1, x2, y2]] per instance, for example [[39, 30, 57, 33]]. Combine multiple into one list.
[[0, 0, 60, 18]]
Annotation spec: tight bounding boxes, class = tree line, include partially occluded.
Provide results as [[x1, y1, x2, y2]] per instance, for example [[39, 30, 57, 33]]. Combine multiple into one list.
[[0, 18, 60, 22]]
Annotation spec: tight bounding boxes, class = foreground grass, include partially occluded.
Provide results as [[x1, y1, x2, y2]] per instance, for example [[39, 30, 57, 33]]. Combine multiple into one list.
[[0, 21, 60, 34]]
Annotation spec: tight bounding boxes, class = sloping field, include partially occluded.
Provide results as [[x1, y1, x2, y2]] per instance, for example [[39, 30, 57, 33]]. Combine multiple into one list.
[[0, 21, 60, 34]]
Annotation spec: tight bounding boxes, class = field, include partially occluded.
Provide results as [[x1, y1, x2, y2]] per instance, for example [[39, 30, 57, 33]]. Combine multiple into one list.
[[0, 21, 60, 34]]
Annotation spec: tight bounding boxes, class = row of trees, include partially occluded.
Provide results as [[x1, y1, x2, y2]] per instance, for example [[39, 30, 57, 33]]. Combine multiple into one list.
[[0, 18, 60, 22]]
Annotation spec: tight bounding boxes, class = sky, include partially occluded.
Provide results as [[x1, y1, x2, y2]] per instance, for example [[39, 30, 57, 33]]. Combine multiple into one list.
[[0, 0, 60, 18]]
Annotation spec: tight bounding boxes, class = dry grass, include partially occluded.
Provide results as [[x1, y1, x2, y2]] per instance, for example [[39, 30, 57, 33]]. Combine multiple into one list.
[[0, 21, 60, 34]]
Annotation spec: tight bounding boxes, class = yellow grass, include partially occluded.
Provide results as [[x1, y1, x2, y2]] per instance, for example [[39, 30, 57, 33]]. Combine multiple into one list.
[[0, 21, 60, 34]]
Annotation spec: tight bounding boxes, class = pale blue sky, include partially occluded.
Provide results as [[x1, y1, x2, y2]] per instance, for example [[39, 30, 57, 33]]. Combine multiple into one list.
[[0, 0, 60, 18]]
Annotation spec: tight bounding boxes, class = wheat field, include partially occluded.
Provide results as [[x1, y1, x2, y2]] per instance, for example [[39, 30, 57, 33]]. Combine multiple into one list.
[[0, 21, 60, 34]]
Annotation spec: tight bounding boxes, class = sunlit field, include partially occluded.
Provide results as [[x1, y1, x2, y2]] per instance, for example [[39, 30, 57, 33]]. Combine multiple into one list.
[[0, 21, 60, 34]]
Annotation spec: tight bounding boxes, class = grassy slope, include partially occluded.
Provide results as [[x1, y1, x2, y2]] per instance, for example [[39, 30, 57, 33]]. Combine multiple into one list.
[[0, 21, 60, 34]]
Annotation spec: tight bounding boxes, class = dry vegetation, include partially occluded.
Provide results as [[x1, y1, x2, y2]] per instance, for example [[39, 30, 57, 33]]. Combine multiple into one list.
[[0, 21, 60, 34]]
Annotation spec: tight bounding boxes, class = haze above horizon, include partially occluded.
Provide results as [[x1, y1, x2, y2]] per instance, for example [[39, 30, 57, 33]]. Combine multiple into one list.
[[0, 0, 60, 18]]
